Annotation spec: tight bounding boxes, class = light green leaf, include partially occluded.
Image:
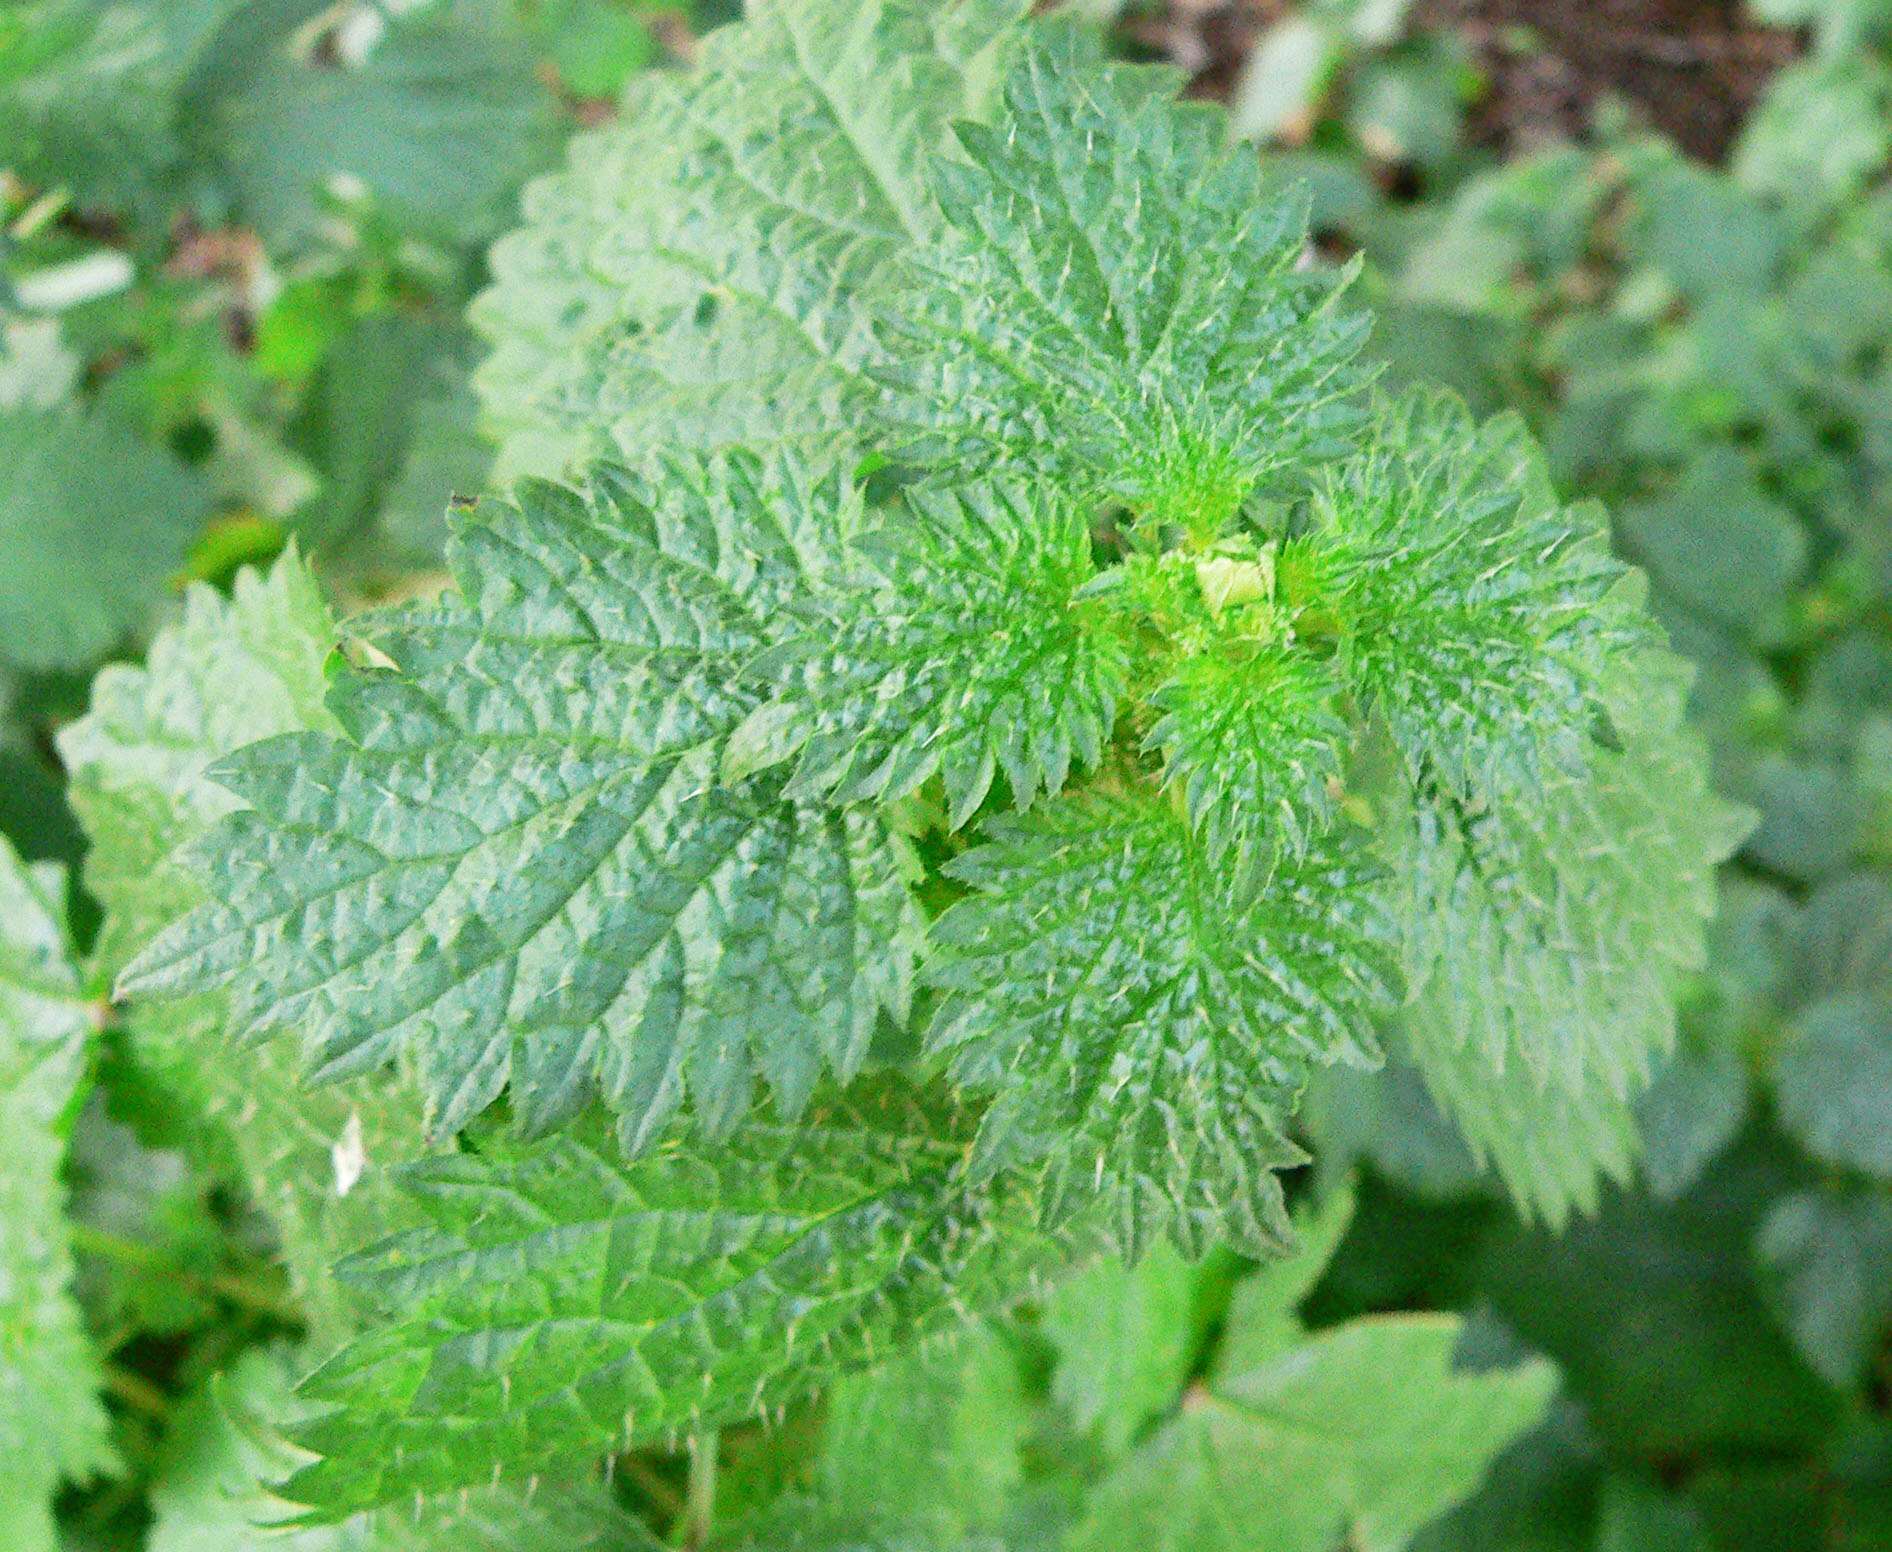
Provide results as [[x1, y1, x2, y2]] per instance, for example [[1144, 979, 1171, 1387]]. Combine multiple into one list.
[[471, 0, 1028, 481], [882, 25, 1366, 529], [529, 0, 657, 99], [1300, 1048, 1486, 1205], [0, 315, 79, 410], [147, 1346, 662, 1552], [119, 995, 424, 1346], [279, 1079, 1068, 1516], [1229, 16, 1336, 145], [0, 840, 113, 1552], [1776, 994, 1892, 1179], [59, 555, 337, 976], [1140, 560, 1350, 867], [121, 456, 923, 1155], [1042, 1240, 1205, 1456], [0, 0, 242, 208], [929, 792, 1394, 1257], [717, 1505, 1006, 1552], [810, 1326, 1033, 1540], [1754, 1189, 1892, 1389], [1211, 1184, 1357, 1378], [1394, 1022, 1641, 1230], [59, 553, 424, 1341], [1070, 1255, 1556, 1552], [1734, 56, 1892, 209], [0, 405, 210, 672], [66, 1103, 224, 1337], [1394, 651, 1749, 1222]]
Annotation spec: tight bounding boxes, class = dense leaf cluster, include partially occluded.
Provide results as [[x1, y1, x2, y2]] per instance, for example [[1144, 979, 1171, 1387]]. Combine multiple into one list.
[[4, 1, 1891, 1549], [132, 7, 1738, 1282]]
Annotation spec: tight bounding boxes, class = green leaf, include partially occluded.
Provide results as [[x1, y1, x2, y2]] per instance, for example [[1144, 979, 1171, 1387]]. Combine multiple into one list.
[[185, 0, 560, 248], [59, 555, 337, 977], [1754, 1188, 1892, 1389], [0, 314, 79, 410], [147, 1346, 662, 1551], [1041, 1240, 1206, 1456], [278, 1079, 1068, 1517], [1211, 1183, 1357, 1377], [1300, 1048, 1487, 1205], [1616, 451, 1806, 646], [729, 480, 1128, 826], [0, 840, 113, 1552], [1623, 159, 1788, 301], [471, 0, 1029, 482], [1393, 652, 1749, 1222], [717, 1507, 1006, 1552], [121, 456, 923, 1155], [1734, 56, 1892, 210], [287, 316, 482, 563], [881, 26, 1366, 530], [1138, 546, 1351, 865], [1593, 1475, 1714, 1552], [377, 357, 493, 569], [0, 0, 242, 210], [1478, 1155, 1838, 1456], [929, 792, 1394, 1257], [1228, 16, 1336, 144], [121, 995, 425, 1345], [1776, 995, 1892, 1180], [1744, 756, 1867, 883], [0, 405, 210, 672], [1395, 1021, 1641, 1230], [59, 553, 425, 1341], [1069, 1193, 1556, 1552], [807, 1326, 1033, 1540], [1406, 1405, 1600, 1552], [530, 0, 657, 99], [1634, 1043, 1749, 1201], [66, 1104, 224, 1338], [1784, 872, 1892, 1009], [1308, 393, 1636, 801], [0, 680, 87, 871]]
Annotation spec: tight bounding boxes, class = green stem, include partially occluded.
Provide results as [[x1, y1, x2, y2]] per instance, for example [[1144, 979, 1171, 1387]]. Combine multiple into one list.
[[101, 1363, 171, 1419], [680, 1431, 718, 1550], [68, 1222, 303, 1325], [619, 1452, 685, 1521]]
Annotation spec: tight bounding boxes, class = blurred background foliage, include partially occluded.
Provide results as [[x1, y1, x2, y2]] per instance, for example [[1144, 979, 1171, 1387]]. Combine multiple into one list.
[[4, 2, 1891, 1547]]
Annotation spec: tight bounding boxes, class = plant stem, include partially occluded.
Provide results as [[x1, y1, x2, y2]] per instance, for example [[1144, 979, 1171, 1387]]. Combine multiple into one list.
[[618, 1452, 685, 1521], [101, 1363, 171, 1419], [67, 1221, 303, 1325], [680, 1431, 718, 1549]]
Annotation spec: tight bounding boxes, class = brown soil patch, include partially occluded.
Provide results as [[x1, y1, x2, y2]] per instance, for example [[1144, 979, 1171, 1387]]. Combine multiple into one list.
[[1123, 0, 1803, 161]]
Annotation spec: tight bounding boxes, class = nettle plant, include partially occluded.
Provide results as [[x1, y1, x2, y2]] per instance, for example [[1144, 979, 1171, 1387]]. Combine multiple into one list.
[[15, 0, 1747, 1543]]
